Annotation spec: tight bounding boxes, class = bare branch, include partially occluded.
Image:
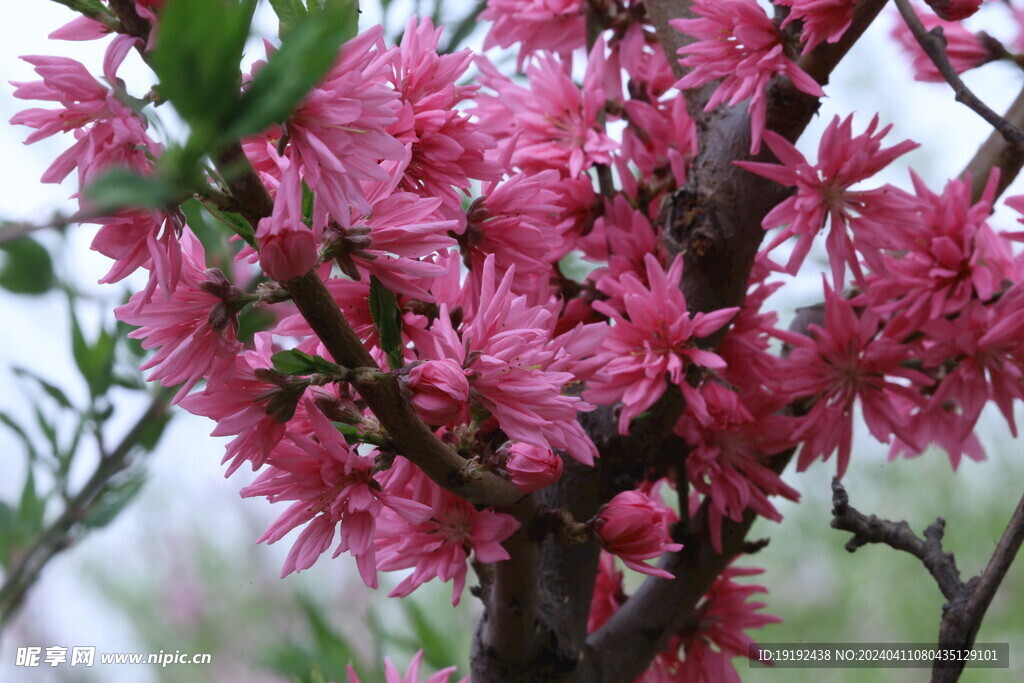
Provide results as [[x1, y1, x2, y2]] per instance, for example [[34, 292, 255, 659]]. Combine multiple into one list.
[[0, 391, 172, 627], [894, 0, 1024, 152], [961, 84, 1024, 202], [934, 490, 1024, 682], [830, 479, 965, 601], [830, 479, 1024, 683]]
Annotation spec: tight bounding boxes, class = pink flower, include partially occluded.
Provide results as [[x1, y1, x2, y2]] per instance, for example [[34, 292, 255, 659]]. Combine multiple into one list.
[[862, 173, 1014, 336], [672, 0, 824, 153], [277, 27, 407, 227], [475, 44, 617, 178], [179, 333, 298, 476], [892, 8, 992, 82], [462, 169, 564, 293], [620, 95, 696, 185], [585, 254, 738, 434], [10, 36, 160, 187], [89, 210, 184, 295], [501, 442, 563, 493], [675, 384, 800, 552], [256, 160, 320, 281], [388, 18, 501, 222], [241, 403, 431, 587], [481, 0, 586, 65], [417, 256, 604, 465], [375, 459, 520, 605], [926, 0, 983, 21], [640, 567, 781, 682], [592, 490, 682, 578], [613, 23, 678, 101], [587, 552, 626, 633], [346, 651, 462, 683], [114, 230, 242, 402], [735, 114, 920, 286], [776, 0, 860, 53], [775, 283, 933, 477], [404, 359, 470, 426]]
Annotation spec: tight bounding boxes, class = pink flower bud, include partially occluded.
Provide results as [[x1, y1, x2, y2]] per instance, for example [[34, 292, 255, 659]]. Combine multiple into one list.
[[406, 359, 470, 426], [926, 0, 982, 21], [593, 490, 683, 579], [256, 220, 319, 281], [503, 443, 563, 492]]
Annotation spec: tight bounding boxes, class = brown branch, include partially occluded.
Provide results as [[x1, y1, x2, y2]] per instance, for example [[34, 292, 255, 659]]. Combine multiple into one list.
[[107, 0, 151, 43], [830, 479, 1024, 683], [0, 391, 172, 627], [934, 490, 1024, 683], [894, 0, 1024, 152], [961, 84, 1024, 203], [830, 479, 964, 601], [210, 145, 528, 510]]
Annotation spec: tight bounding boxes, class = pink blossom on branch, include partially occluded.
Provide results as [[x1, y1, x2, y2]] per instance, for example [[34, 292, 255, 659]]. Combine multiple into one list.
[[672, 0, 825, 153], [375, 459, 520, 605], [775, 283, 933, 477], [500, 442, 563, 493], [346, 650, 463, 683], [474, 42, 618, 178], [388, 17, 501, 223], [481, 0, 586, 64], [114, 231, 243, 403], [735, 114, 920, 286], [591, 490, 682, 578], [272, 26, 408, 228], [891, 8, 992, 82], [639, 567, 782, 682], [777, 0, 860, 53], [241, 401, 432, 588], [585, 254, 738, 434]]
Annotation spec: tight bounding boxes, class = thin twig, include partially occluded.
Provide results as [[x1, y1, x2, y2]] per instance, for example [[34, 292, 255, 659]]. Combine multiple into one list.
[[961, 84, 1024, 202], [830, 479, 964, 600], [0, 390, 173, 628], [830, 480, 1024, 683], [894, 0, 1024, 151]]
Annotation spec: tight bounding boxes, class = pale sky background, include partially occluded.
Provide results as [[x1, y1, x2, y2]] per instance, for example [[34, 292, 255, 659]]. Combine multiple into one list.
[[1, 1, 1023, 682]]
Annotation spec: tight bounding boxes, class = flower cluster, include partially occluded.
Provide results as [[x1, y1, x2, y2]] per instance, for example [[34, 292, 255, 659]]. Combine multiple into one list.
[[12, 0, 1024, 680]]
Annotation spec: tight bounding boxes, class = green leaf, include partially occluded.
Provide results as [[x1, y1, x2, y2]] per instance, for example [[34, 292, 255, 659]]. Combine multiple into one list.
[[82, 474, 147, 529], [301, 181, 315, 227], [271, 349, 318, 375], [205, 206, 257, 249], [0, 411, 39, 462], [400, 599, 458, 672], [268, 0, 308, 37], [0, 501, 16, 567], [0, 236, 55, 295], [83, 169, 176, 214], [150, 0, 256, 139], [271, 349, 342, 376], [69, 304, 116, 398], [17, 470, 46, 532], [227, 0, 357, 139], [49, 0, 115, 26], [12, 367, 74, 410], [368, 276, 404, 371]]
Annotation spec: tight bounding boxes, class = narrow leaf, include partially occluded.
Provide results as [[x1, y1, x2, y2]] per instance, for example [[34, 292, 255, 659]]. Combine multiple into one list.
[[368, 275, 404, 371], [227, 0, 356, 139], [271, 349, 320, 375], [83, 168, 176, 214]]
